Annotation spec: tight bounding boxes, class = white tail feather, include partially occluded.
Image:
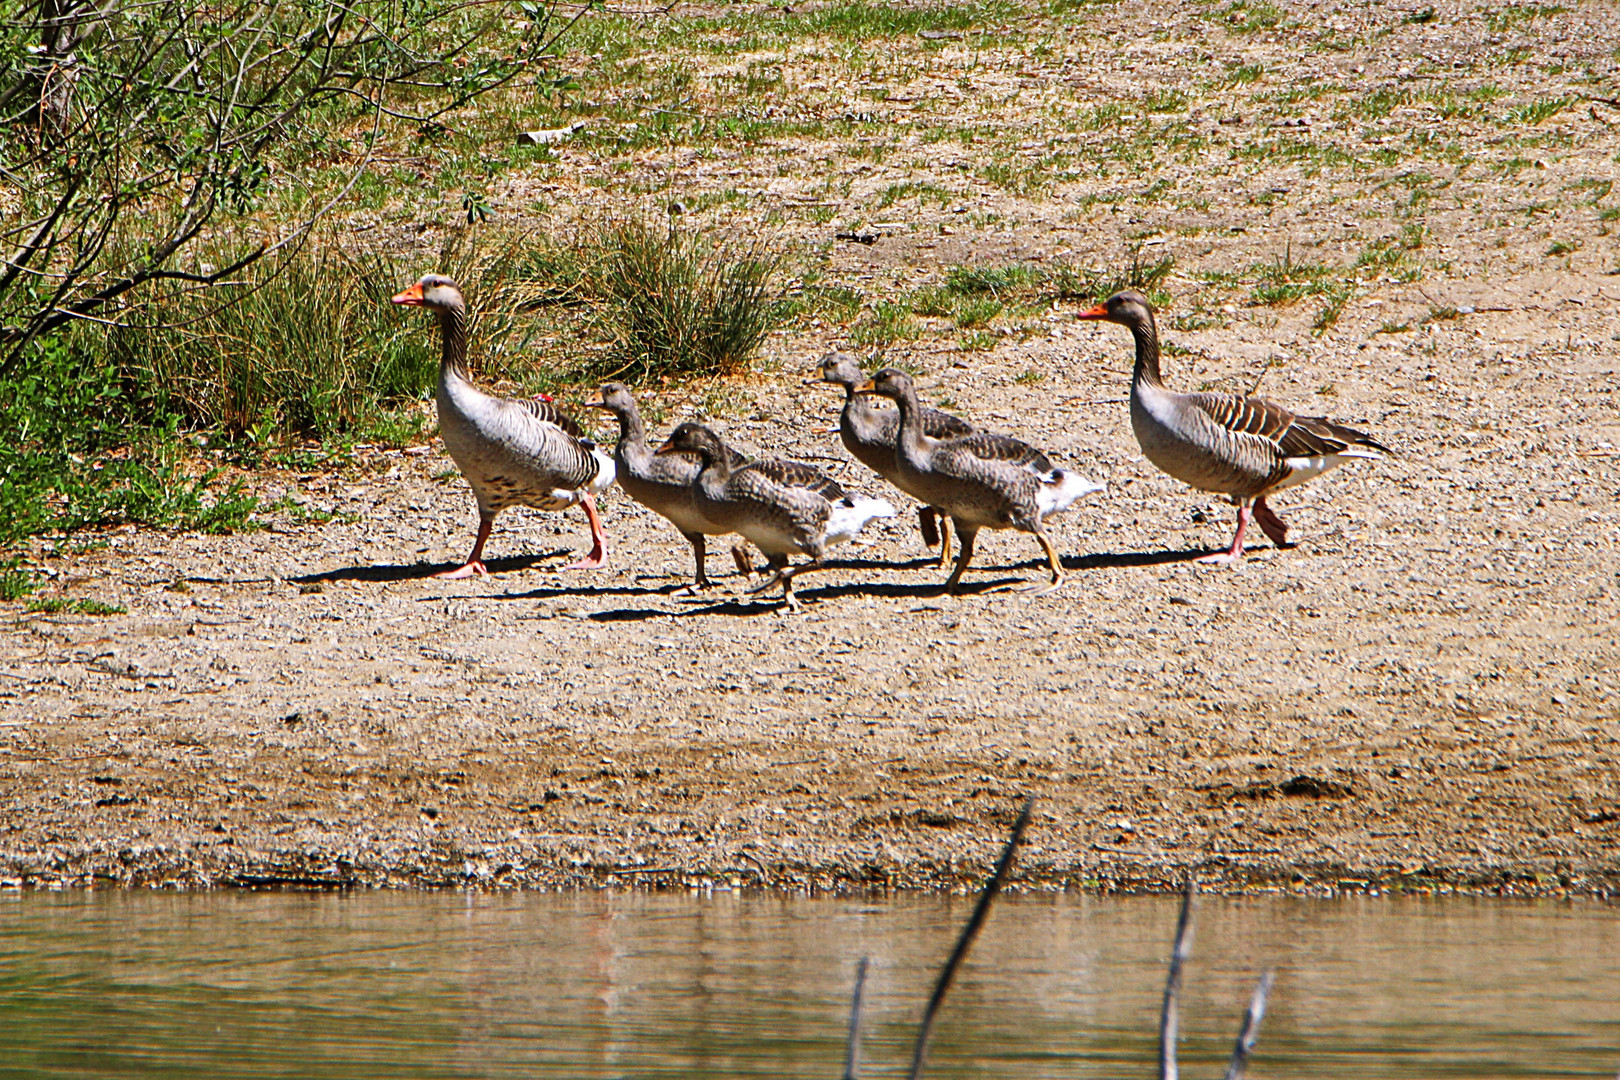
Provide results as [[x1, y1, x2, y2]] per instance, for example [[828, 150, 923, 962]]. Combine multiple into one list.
[[588, 449, 618, 494], [1037, 470, 1105, 518], [825, 496, 897, 547]]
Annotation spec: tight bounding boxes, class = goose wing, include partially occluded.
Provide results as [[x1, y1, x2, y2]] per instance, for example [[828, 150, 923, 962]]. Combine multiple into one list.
[[1182, 391, 1296, 443], [1282, 415, 1395, 457], [512, 395, 583, 438], [1184, 392, 1392, 457], [492, 399, 604, 489], [920, 406, 973, 440], [949, 431, 1055, 475], [747, 457, 849, 501]]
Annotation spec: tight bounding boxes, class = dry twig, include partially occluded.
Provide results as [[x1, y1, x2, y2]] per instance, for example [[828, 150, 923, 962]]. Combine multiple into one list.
[[1159, 879, 1196, 1080], [843, 956, 869, 1080], [1223, 971, 1275, 1080], [906, 796, 1034, 1080]]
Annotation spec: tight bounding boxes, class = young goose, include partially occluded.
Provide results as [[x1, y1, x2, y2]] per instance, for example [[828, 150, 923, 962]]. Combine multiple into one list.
[[816, 351, 973, 564], [584, 382, 752, 591], [857, 368, 1103, 595], [1078, 290, 1393, 564], [392, 274, 615, 579], [654, 422, 895, 611]]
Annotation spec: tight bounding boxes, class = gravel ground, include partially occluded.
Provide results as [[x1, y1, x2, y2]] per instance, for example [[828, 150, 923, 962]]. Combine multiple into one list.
[[3, 0, 1619, 894]]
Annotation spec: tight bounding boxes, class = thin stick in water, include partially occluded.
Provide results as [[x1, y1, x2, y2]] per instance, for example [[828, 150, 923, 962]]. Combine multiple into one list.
[[1222, 971, 1275, 1080], [843, 956, 869, 1080], [906, 796, 1035, 1080], [1159, 879, 1196, 1080]]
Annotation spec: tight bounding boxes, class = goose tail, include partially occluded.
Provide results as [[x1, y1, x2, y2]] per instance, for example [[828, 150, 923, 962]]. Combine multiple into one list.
[[1037, 469, 1105, 518], [588, 447, 618, 494], [826, 496, 897, 546]]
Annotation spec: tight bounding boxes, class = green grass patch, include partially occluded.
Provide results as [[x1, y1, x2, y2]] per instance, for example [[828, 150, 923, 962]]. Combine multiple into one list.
[[791, 0, 1021, 39], [1202, 0, 1282, 32], [0, 339, 261, 546], [878, 181, 957, 208], [1507, 95, 1571, 125], [25, 596, 126, 617], [1248, 249, 1341, 306], [852, 301, 921, 346], [0, 559, 40, 602], [1484, 4, 1566, 32], [584, 219, 787, 382], [1312, 286, 1353, 335]]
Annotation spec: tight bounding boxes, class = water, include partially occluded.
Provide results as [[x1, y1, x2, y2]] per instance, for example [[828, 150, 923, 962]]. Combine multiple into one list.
[[1, 891, 1616, 1078]]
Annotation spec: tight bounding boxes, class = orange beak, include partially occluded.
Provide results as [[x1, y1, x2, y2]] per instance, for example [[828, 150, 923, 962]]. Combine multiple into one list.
[[653, 437, 679, 455], [853, 379, 878, 395], [582, 390, 610, 410], [391, 282, 425, 306], [1077, 302, 1108, 320]]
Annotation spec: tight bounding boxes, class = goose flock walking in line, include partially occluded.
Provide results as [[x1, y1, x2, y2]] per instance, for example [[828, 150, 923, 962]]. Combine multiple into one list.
[[393, 275, 1393, 606]]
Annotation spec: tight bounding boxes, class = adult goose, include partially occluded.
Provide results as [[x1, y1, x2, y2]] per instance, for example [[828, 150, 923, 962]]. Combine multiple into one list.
[[1078, 290, 1393, 564], [585, 382, 753, 591], [392, 274, 615, 579], [857, 368, 1103, 594], [816, 351, 973, 564], [654, 422, 895, 611]]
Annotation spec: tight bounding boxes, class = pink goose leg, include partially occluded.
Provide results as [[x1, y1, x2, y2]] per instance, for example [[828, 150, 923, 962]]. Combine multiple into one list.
[[562, 492, 608, 570], [1196, 501, 1252, 566], [437, 515, 494, 579], [1252, 496, 1290, 548]]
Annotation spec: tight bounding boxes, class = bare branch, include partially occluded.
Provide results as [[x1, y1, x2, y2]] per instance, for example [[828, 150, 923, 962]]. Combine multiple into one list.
[[843, 956, 869, 1080], [1222, 971, 1275, 1080], [906, 796, 1034, 1080], [1159, 879, 1195, 1080]]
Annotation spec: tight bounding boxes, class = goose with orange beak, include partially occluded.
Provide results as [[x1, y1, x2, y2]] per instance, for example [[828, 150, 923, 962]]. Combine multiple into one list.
[[392, 274, 615, 579], [1077, 289, 1392, 564]]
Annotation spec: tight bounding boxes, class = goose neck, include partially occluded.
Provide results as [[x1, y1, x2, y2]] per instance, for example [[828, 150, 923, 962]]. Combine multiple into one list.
[[891, 381, 930, 457], [613, 405, 648, 450], [1129, 315, 1165, 389], [437, 302, 471, 381]]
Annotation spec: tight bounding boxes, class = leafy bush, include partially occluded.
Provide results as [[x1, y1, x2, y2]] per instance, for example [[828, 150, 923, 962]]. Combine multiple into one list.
[[0, 338, 256, 546]]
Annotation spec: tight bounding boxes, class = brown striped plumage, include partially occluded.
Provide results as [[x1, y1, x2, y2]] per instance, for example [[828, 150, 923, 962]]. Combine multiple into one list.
[[858, 368, 1104, 594], [654, 422, 895, 610], [818, 351, 973, 557], [1079, 289, 1393, 564], [392, 275, 616, 578]]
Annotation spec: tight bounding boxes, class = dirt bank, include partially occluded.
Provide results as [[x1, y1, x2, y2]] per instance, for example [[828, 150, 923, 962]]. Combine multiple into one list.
[[3, 0, 1619, 894]]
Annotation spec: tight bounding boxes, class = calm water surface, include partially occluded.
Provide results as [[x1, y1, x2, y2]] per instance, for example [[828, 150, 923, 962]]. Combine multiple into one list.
[[1, 890, 1616, 1078]]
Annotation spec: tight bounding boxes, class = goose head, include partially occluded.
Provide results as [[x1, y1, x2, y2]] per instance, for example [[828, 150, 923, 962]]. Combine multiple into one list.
[[853, 366, 913, 401], [1076, 289, 1155, 330], [584, 381, 637, 417], [812, 351, 866, 391], [654, 421, 725, 464], [391, 274, 465, 312]]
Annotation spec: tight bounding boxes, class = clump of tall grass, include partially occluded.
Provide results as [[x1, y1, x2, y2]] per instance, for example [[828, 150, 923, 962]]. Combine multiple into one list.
[[113, 244, 438, 443], [1050, 249, 1177, 304], [579, 218, 787, 382]]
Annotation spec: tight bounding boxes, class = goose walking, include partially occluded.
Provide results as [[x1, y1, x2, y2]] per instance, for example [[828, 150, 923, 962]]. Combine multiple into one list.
[[585, 382, 753, 592], [857, 369, 1103, 594], [392, 274, 615, 579], [654, 422, 895, 611], [816, 351, 973, 565], [1078, 290, 1393, 565]]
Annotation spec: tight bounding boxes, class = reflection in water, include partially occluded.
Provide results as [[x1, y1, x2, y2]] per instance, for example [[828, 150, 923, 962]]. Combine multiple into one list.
[[1, 891, 1616, 1078]]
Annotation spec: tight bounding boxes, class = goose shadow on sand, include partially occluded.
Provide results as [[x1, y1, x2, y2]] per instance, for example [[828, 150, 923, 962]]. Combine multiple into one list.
[[578, 557, 1027, 622], [1066, 546, 1240, 569], [292, 550, 578, 584]]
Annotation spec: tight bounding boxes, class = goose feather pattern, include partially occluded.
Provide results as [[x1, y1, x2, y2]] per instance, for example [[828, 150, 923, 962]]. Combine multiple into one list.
[[392, 274, 614, 578], [1079, 289, 1392, 564]]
